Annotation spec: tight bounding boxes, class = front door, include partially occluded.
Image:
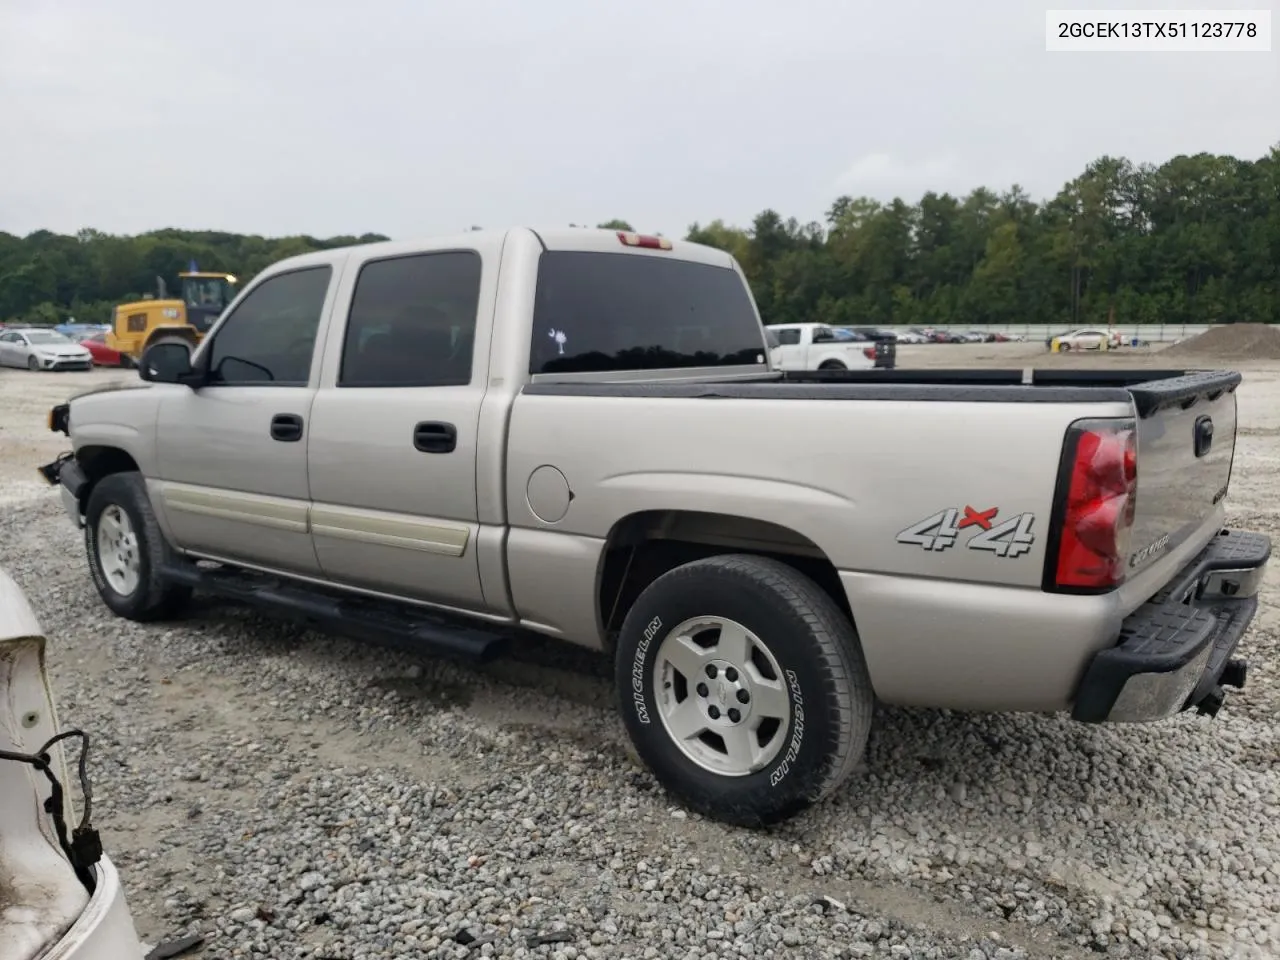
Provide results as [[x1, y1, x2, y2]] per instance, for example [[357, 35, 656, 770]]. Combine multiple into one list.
[[154, 263, 339, 576], [307, 248, 492, 612]]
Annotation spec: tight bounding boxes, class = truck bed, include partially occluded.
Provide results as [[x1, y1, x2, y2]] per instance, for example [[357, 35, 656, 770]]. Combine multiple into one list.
[[525, 367, 1240, 416]]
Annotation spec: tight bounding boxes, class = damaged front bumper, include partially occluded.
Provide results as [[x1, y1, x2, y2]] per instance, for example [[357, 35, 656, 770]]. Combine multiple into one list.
[[1072, 528, 1271, 723], [38, 452, 86, 529]]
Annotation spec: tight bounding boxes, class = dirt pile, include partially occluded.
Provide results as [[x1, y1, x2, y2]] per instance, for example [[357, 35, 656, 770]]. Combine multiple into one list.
[[1160, 323, 1280, 362]]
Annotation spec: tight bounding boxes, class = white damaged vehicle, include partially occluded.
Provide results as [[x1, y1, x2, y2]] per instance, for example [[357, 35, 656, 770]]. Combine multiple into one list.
[[1, 567, 145, 960]]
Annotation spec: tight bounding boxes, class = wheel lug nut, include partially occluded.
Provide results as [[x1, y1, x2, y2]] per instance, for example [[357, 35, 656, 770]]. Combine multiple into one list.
[[724, 667, 738, 682], [736, 689, 750, 703], [706, 664, 718, 679], [728, 708, 741, 723], [708, 706, 720, 720], [696, 683, 709, 698]]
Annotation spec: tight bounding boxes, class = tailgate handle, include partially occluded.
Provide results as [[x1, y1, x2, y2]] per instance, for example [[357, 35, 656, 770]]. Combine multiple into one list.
[[1194, 415, 1214, 458]]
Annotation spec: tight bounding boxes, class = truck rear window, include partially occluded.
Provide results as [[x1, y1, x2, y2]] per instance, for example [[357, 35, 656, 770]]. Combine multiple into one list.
[[529, 251, 767, 375]]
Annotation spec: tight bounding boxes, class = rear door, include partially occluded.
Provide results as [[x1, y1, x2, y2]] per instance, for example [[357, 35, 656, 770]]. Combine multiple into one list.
[[306, 239, 500, 613]]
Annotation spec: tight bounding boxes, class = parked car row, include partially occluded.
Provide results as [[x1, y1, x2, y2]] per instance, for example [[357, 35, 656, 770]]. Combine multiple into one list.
[[796, 326, 1029, 345]]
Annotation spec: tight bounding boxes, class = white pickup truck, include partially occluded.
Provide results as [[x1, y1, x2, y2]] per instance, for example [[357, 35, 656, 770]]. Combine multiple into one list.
[[39, 227, 1271, 826], [765, 322, 877, 371]]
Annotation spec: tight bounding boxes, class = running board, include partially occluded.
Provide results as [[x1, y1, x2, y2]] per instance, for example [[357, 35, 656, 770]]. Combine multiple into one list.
[[158, 562, 509, 662]]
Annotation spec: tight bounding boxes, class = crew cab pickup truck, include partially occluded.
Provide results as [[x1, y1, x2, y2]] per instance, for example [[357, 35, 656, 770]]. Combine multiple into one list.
[[766, 322, 876, 371], [39, 227, 1270, 827]]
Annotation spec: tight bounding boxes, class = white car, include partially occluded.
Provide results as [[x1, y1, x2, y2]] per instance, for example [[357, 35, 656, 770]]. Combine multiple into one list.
[[1, 567, 145, 960], [894, 329, 929, 344], [0, 328, 94, 371], [766, 322, 876, 371], [1047, 328, 1115, 352]]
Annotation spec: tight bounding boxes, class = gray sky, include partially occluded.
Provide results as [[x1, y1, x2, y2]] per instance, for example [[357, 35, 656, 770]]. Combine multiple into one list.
[[0, 0, 1275, 239]]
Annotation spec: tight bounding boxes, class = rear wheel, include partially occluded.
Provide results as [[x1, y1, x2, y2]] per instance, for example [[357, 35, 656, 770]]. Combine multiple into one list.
[[615, 554, 874, 827], [818, 360, 846, 371], [85, 472, 191, 621]]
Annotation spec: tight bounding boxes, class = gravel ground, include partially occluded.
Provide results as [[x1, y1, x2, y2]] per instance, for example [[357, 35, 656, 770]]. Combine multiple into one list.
[[1, 346, 1278, 960]]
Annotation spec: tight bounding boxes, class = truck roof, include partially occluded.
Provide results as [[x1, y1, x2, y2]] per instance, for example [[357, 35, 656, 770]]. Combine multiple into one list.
[[263, 227, 735, 274]]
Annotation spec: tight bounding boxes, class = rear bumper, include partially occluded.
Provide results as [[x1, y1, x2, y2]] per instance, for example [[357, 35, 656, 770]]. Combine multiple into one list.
[[1072, 528, 1270, 723]]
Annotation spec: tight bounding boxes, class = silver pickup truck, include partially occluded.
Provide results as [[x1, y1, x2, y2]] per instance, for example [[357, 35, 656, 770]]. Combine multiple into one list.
[[39, 227, 1271, 826]]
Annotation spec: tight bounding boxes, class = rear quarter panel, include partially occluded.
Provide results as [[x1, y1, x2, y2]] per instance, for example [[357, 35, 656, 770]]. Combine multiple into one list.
[[507, 392, 1130, 586], [504, 391, 1143, 710], [522, 391, 1189, 708]]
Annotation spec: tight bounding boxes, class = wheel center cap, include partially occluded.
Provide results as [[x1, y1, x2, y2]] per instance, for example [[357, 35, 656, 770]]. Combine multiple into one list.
[[715, 680, 732, 708]]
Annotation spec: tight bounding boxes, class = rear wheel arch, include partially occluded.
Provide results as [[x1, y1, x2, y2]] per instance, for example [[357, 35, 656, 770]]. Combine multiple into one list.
[[595, 509, 857, 649]]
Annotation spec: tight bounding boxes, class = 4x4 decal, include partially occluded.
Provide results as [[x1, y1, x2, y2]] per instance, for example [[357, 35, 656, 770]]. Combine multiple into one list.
[[896, 506, 1036, 558]]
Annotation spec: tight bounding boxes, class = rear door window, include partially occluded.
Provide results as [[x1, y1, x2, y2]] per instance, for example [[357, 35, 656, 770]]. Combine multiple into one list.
[[338, 251, 481, 387], [530, 252, 766, 374]]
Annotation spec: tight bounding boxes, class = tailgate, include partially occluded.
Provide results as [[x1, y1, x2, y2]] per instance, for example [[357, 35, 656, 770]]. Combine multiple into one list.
[[1127, 371, 1240, 574]]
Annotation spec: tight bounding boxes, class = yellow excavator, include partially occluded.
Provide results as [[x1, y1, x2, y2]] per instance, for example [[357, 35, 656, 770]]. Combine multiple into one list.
[[106, 265, 238, 365]]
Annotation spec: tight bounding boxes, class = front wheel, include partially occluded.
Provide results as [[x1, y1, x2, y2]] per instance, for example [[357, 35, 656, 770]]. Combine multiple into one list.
[[84, 472, 191, 621], [615, 554, 874, 827], [27, 355, 39, 371]]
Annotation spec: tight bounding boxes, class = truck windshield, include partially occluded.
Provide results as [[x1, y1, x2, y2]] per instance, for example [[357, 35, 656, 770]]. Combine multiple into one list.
[[529, 252, 767, 375]]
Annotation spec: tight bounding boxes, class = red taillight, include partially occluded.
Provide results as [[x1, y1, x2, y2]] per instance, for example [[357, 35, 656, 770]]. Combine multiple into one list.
[[617, 231, 672, 251], [863, 346, 876, 360], [1051, 419, 1138, 591]]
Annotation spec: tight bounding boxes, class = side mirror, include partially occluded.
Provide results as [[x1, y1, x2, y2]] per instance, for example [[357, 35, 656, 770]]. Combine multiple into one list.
[[139, 341, 195, 384]]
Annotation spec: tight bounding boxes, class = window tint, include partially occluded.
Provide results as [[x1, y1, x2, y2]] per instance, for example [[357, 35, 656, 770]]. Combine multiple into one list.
[[530, 252, 766, 375], [339, 252, 481, 388], [207, 266, 331, 385], [772, 328, 801, 346]]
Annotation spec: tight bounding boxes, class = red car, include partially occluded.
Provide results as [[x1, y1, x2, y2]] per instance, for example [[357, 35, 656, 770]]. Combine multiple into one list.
[[79, 333, 129, 367]]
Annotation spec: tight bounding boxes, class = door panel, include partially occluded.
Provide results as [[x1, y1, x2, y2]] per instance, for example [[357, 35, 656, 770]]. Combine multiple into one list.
[[152, 261, 338, 575], [309, 386, 486, 609], [307, 247, 493, 612], [155, 386, 320, 574]]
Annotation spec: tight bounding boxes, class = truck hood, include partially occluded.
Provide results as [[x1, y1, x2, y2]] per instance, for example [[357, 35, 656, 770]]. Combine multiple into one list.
[[0, 570, 94, 960], [66, 382, 151, 404]]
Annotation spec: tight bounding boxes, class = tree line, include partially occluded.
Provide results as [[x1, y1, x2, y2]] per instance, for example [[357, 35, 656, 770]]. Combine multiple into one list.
[[2, 146, 1276, 329]]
